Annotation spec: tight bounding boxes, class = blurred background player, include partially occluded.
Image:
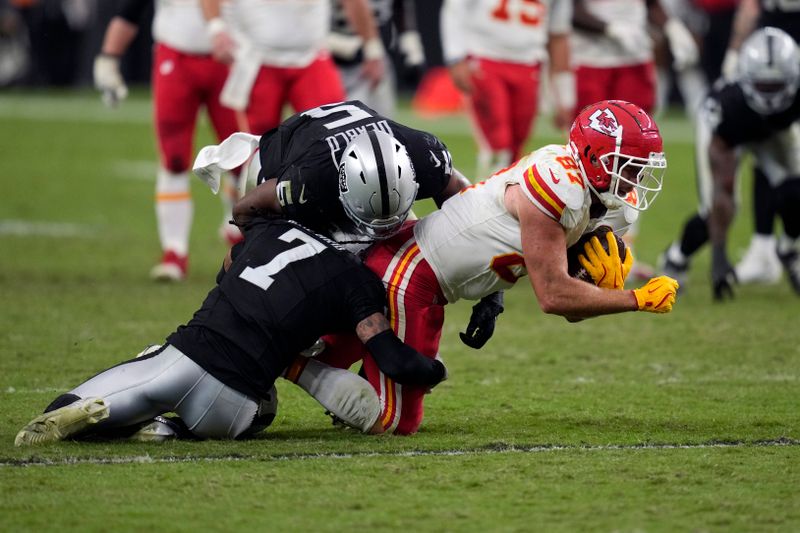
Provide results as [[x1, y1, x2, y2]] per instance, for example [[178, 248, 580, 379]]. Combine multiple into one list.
[[200, 0, 385, 136], [328, 0, 425, 118], [653, 0, 707, 119], [440, 0, 575, 178], [660, 27, 800, 299], [93, 0, 241, 282], [715, 0, 800, 285], [572, 0, 698, 114], [571, 0, 698, 279]]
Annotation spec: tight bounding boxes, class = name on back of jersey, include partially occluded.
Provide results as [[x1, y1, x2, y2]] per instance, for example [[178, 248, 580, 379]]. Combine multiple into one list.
[[323, 120, 394, 165]]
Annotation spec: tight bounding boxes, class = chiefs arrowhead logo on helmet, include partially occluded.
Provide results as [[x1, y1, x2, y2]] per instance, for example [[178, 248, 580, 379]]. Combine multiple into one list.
[[588, 108, 620, 137]]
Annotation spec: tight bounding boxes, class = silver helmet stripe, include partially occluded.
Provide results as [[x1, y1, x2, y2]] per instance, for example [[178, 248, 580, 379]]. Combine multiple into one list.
[[367, 129, 390, 216]]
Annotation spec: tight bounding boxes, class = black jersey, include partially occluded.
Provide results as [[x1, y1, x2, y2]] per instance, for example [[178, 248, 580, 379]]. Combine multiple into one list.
[[704, 81, 800, 147], [167, 218, 386, 399], [256, 100, 453, 235], [760, 0, 800, 39], [116, 0, 153, 24]]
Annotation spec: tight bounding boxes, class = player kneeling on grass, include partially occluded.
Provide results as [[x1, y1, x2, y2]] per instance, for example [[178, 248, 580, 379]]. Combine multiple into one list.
[[15, 217, 446, 446]]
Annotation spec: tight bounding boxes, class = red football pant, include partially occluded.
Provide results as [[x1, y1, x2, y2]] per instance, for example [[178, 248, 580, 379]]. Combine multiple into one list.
[[466, 58, 541, 161], [318, 225, 446, 435], [574, 62, 656, 117], [244, 53, 346, 135], [152, 43, 238, 173]]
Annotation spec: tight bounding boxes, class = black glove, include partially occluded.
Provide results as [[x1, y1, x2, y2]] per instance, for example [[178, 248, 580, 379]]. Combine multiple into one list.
[[711, 244, 737, 301], [459, 291, 504, 349]]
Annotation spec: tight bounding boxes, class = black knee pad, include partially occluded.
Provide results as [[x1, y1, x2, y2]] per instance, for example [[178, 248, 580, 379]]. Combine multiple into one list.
[[753, 167, 776, 235], [680, 213, 709, 257], [44, 393, 81, 413], [775, 178, 800, 238]]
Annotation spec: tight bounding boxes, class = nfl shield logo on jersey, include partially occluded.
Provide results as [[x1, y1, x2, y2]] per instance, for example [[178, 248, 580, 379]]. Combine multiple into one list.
[[588, 108, 620, 137]]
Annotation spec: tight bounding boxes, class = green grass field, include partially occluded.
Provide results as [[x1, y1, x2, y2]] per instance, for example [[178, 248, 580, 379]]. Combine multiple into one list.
[[1, 90, 799, 532]]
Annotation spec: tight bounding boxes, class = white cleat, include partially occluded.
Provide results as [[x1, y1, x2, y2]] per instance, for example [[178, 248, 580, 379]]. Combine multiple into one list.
[[150, 250, 187, 282], [15, 398, 109, 446], [735, 236, 782, 284]]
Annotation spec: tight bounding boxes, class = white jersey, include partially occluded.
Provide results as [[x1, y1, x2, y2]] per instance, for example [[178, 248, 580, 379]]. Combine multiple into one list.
[[226, 0, 330, 67], [153, 0, 213, 54], [571, 0, 651, 67], [440, 0, 572, 65], [415, 145, 620, 303]]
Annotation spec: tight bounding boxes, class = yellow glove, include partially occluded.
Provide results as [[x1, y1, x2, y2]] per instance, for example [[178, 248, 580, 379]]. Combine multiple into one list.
[[632, 276, 680, 313], [577, 232, 629, 289], [621, 247, 633, 283]]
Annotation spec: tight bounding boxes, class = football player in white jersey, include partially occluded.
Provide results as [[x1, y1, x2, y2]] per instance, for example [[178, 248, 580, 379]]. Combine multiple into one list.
[[288, 100, 679, 435], [93, 0, 242, 281], [200, 0, 385, 136], [440, 0, 575, 178]]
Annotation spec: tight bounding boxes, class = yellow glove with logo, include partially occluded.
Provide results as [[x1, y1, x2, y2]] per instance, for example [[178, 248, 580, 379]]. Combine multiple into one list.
[[632, 276, 679, 313], [577, 232, 631, 290]]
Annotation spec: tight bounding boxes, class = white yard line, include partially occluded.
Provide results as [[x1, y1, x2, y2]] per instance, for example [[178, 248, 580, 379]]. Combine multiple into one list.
[[0, 220, 96, 238], [111, 160, 156, 181], [3, 439, 797, 467]]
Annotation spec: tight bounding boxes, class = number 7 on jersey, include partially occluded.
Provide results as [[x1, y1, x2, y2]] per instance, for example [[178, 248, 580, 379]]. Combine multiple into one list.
[[239, 229, 327, 290]]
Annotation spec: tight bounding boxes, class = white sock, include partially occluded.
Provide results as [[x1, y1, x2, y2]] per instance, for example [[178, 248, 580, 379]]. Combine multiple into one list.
[[476, 149, 492, 180], [752, 233, 777, 253], [155, 168, 192, 256], [293, 358, 380, 433], [494, 149, 512, 172], [220, 171, 238, 223], [667, 242, 688, 266]]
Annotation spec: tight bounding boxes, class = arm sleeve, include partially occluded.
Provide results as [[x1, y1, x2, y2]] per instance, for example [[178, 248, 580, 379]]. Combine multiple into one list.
[[364, 330, 446, 387]]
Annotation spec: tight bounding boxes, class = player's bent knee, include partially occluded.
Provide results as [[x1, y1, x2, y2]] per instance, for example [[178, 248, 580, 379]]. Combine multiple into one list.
[[332, 377, 381, 433], [44, 393, 82, 413]]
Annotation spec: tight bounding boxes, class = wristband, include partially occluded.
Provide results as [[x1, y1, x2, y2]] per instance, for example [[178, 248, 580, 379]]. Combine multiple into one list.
[[363, 37, 385, 60], [552, 70, 576, 110], [207, 17, 227, 38]]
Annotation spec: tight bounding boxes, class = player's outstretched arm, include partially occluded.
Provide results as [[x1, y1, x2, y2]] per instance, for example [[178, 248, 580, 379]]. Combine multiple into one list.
[[510, 186, 677, 318], [707, 135, 739, 300], [357, 312, 447, 387], [232, 178, 282, 226]]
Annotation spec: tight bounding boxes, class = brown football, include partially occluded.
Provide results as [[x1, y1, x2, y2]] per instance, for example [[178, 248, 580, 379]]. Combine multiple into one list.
[[567, 226, 627, 284]]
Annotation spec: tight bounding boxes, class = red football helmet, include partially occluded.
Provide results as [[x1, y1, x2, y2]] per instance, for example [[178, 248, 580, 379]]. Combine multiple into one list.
[[568, 100, 666, 211]]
